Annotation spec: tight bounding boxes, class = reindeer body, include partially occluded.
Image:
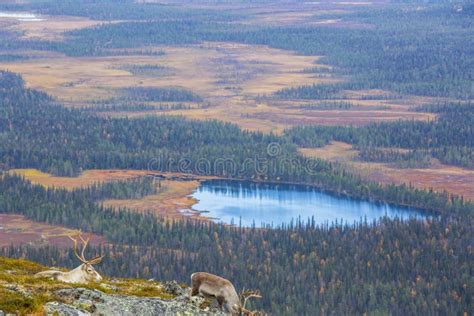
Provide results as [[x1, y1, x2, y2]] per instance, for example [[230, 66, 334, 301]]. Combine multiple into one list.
[[35, 263, 102, 283], [191, 272, 241, 315]]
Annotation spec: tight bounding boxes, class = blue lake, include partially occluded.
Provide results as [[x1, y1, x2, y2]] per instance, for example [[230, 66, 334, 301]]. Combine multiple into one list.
[[190, 180, 427, 227]]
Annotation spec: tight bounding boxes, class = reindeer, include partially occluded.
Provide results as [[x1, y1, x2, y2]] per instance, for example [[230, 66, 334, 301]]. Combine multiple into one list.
[[190, 272, 262, 315], [34, 233, 104, 284]]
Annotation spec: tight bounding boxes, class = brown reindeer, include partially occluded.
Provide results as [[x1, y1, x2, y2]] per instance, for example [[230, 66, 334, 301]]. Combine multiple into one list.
[[191, 272, 262, 315], [35, 233, 104, 283]]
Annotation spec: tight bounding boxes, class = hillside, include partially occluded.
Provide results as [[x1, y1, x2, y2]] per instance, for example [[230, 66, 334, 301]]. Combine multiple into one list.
[[0, 256, 224, 315]]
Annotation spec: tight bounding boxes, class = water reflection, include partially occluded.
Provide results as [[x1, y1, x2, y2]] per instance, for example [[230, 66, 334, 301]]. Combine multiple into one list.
[[191, 180, 427, 227], [0, 11, 44, 21]]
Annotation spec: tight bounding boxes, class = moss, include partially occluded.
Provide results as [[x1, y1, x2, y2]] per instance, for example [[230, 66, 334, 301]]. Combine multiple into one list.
[[130, 285, 173, 299], [96, 278, 174, 299], [0, 257, 46, 274], [0, 288, 50, 315]]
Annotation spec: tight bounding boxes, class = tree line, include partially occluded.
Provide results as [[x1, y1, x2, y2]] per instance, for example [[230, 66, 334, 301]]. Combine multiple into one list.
[[0, 0, 238, 22], [123, 87, 202, 102]]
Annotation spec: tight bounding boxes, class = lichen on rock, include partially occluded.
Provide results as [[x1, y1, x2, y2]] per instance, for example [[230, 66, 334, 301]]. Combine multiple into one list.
[[44, 287, 226, 316]]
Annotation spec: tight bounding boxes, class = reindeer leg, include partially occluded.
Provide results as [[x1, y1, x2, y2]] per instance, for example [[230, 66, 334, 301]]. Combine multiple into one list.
[[217, 296, 225, 308], [34, 270, 62, 280], [191, 284, 199, 296]]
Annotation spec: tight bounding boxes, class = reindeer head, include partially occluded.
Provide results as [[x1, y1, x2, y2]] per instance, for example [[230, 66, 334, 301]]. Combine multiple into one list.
[[240, 288, 262, 316], [68, 233, 104, 283]]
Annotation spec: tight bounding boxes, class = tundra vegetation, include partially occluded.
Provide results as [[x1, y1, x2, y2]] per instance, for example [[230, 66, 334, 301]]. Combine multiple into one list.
[[0, 256, 175, 315]]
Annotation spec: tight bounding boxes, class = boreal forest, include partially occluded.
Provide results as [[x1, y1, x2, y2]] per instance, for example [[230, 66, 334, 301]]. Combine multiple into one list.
[[0, 0, 472, 315]]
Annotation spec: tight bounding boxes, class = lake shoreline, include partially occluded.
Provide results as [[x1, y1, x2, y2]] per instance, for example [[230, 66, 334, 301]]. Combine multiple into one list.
[[190, 179, 429, 227]]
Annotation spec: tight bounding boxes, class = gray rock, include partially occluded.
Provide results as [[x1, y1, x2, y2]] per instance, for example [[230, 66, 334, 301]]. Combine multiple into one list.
[[0, 310, 4, 316], [52, 287, 227, 316], [189, 295, 206, 307], [4, 283, 31, 297], [162, 281, 187, 296], [44, 302, 90, 316], [99, 283, 119, 292]]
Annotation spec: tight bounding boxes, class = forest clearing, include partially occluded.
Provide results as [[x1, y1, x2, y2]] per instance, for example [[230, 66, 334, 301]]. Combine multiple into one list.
[[0, 41, 435, 133], [0, 214, 104, 247]]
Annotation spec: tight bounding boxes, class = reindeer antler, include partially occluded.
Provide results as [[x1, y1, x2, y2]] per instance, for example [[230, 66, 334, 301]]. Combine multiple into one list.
[[79, 233, 91, 262], [240, 288, 262, 316], [68, 232, 104, 265], [68, 233, 88, 264]]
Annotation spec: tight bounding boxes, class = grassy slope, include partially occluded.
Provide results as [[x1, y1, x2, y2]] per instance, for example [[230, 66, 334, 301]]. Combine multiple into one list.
[[0, 256, 174, 314]]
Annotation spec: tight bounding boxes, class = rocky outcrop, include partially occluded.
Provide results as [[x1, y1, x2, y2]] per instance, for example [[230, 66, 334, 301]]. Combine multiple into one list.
[[43, 286, 226, 316], [0, 256, 228, 315]]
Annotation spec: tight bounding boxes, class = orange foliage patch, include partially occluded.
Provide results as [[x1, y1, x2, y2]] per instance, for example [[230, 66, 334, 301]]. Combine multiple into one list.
[[0, 214, 104, 247]]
